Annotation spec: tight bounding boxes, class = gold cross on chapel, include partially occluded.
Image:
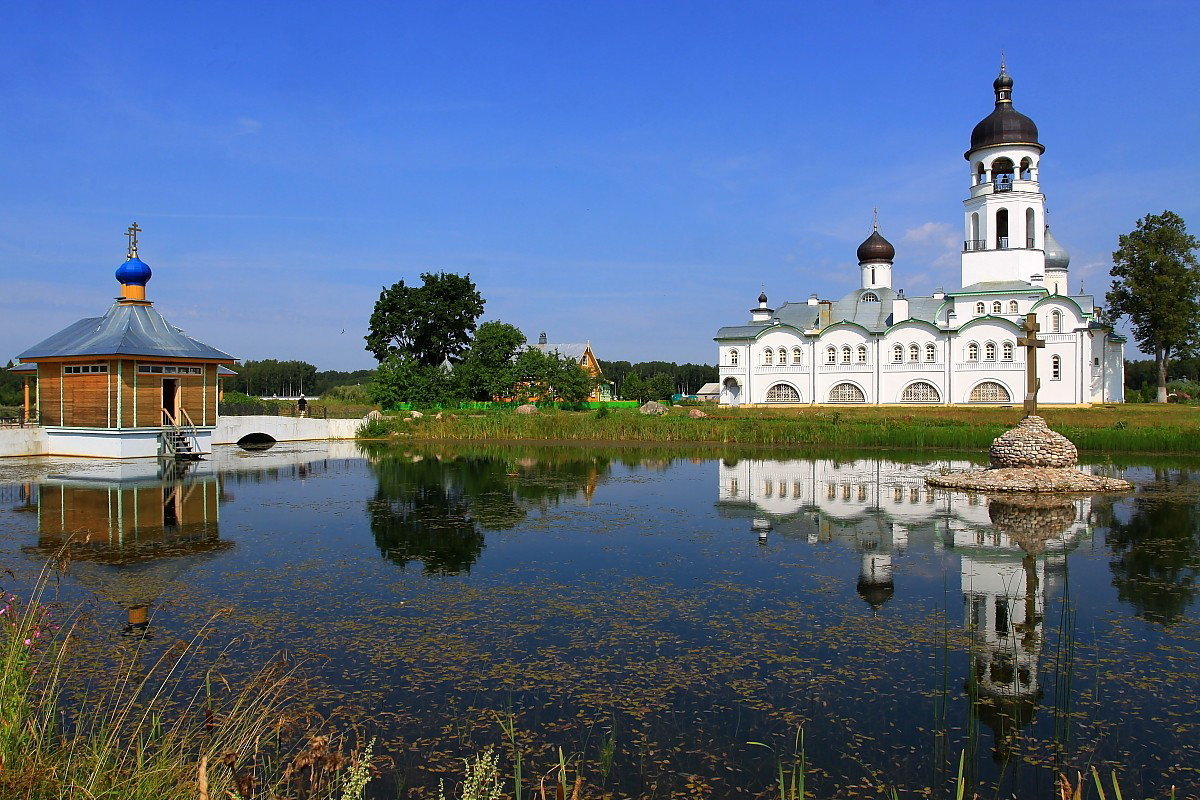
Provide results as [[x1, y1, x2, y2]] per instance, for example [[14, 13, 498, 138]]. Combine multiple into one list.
[[1017, 312, 1044, 416], [125, 222, 141, 259]]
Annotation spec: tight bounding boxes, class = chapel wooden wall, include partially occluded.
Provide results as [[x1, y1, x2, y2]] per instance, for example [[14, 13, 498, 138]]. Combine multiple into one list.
[[38, 360, 221, 428]]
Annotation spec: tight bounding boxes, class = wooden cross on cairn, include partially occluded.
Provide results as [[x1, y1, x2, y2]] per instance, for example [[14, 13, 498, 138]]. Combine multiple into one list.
[[1017, 312, 1044, 416]]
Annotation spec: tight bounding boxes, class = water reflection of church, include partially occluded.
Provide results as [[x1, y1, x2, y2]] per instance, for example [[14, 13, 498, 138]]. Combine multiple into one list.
[[717, 458, 1093, 757]]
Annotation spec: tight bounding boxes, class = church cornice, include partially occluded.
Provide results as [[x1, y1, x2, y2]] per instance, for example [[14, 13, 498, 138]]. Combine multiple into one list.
[[883, 318, 943, 336], [954, 315, 1024, 334], [1029, 294, 1089, 316]]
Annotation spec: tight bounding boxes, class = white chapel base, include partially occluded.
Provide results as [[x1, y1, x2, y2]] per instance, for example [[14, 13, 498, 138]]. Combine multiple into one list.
[[43, 427, 214, 459]]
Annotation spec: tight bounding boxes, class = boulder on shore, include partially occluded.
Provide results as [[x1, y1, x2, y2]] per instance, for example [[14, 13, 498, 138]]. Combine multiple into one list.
[[639, 401, 668, 416], [688, 408, 708, 419], [515, 404, 539, 415]]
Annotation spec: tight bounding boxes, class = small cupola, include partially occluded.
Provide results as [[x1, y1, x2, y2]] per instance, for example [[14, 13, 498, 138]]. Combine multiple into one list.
[[857, 210, 894, 290], [115, 222, 152, 304], [750, 289, 774, 322], [967, 61, 1044, 157]]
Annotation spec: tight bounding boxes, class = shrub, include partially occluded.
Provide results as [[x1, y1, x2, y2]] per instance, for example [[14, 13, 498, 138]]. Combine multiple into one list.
[[357, 418, 392, 439]]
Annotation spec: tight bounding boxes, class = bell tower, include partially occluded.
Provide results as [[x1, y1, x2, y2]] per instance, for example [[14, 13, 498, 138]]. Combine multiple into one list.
[[961, 64, 1049, 288]]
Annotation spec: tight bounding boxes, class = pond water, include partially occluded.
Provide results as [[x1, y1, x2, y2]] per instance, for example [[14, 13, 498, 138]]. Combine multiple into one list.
[[0, 442, 1197, 798]]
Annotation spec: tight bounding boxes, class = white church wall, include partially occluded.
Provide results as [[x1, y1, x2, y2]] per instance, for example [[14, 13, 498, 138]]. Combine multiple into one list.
[[880, 322, 945, 403], [813, 326, 874, 404]]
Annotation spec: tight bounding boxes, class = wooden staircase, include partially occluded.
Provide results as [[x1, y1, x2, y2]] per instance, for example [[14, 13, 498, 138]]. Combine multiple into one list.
[[160, 407, 202, 461]]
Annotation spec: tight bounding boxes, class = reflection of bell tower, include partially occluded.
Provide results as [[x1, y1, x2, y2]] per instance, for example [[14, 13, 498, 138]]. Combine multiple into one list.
[[961, 495, 1073, 761]]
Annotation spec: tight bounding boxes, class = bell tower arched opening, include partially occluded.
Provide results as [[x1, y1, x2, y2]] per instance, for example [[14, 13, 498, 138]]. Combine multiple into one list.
[[995, 208, 1009, 249]]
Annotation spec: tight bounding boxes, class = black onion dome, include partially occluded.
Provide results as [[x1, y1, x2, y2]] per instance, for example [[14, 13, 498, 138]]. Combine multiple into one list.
[[967, 69, 1044, 156], [857, 229, 895, 263], [758, 291, 768, 304]]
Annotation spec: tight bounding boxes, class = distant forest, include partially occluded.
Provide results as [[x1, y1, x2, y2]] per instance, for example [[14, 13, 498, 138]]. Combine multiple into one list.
[[223, 357, 717, 399], [224, 360, 375, 397], [598, 360, 717, 397]]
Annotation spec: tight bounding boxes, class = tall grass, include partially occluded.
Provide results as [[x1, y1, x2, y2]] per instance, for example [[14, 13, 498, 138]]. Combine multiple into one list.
[[0, 559, 369, 800], [364, 404, 1200, 454]]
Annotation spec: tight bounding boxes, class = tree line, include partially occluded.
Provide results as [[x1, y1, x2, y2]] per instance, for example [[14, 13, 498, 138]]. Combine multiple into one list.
[[224, 360, 375, 398]]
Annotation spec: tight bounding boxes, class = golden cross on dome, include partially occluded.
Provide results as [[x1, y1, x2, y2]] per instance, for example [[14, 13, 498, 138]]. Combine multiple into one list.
[[125, 222, 141, 259]]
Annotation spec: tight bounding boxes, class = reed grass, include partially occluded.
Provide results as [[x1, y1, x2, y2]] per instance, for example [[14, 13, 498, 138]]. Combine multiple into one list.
[[362, 403, 1200, 455], [0, 559, 369, 800]]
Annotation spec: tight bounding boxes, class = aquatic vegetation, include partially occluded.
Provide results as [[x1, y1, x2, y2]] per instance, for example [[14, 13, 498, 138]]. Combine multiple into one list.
[[3, 442, 1199, 798]]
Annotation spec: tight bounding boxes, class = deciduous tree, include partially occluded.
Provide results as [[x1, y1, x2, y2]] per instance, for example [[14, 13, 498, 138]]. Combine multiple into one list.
[[1107, 211, 1200, 402], [455, 321, 526, 401], [365, 273, 485, 366]]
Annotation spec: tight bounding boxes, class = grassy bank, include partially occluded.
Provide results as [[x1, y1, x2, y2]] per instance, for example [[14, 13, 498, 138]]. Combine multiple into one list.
[[361, 404, 1200, 455], [0, 565, 371, 800]]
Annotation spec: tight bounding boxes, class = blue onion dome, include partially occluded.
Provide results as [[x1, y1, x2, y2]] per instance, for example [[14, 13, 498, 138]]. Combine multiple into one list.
[[115, 256, 152, 286], [968, 69, 1043, 155], [1043, 225, 1070, 270], [857, 229, 895, 263]]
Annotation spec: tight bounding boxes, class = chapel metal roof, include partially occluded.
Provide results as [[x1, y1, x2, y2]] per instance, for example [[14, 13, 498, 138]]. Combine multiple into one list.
[[17, 302, 235, 362]]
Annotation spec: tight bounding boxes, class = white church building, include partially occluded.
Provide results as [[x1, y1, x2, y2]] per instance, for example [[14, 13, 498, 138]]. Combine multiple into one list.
[[715, 68, 1126, 406]]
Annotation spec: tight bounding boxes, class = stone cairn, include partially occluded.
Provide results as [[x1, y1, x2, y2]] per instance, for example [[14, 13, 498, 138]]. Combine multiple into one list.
[[988, 415, 1077, 468], [927, 414, 1131, 493]]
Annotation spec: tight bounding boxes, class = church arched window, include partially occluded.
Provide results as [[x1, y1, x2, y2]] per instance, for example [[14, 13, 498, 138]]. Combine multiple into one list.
[[1051, 355, 1062, 380], [969, 381, 1011, 403], [1008, 300, 1019, 314], [826, 346, 837, 364], [925, 343, 937, 362], [975, 302, 986, 315], [778, 347, 787, 364], [841, 346, 852, 364], [1019, 157, 1033, 180], [1025, 208, 1036, 247], [992, 301, 1002, 314], [985, 341, 997, 361], [1002, 341, 1014, 361], [791, 347, 803, 366], [901, 381, 940, 403], [892, 344, 903, 363], [908, 343, 920, 362], [729, 349, 738, 366], [856, 345, 868, 364], [829, 382, 866, 403], [765, 383, 802, 402], [860, 291, 879, 303], [763, 348, 773, 366], [1051, 309, 1063, 332], [967, 342, 979, 361]]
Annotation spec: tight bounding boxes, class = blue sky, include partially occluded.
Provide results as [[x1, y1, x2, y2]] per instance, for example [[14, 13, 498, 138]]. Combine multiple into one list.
[[2, 1, 1197, 369]]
